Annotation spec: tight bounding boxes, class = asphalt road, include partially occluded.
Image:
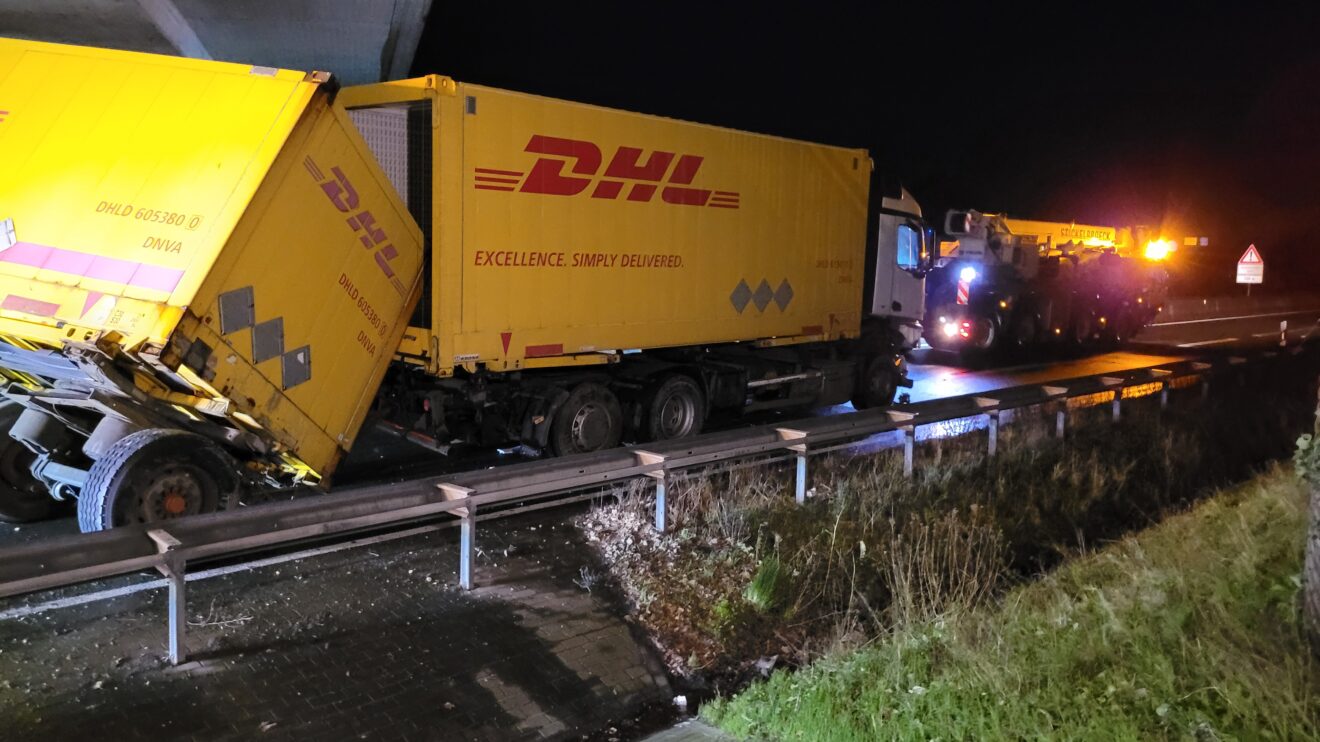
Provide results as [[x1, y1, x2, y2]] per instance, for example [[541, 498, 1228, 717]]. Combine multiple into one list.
[[5, 301, 1317, 546], [1132, 307, 1320, 351]]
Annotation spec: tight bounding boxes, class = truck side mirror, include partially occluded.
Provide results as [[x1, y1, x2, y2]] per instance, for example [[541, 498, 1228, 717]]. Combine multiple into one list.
[[922, 224, 938, 273]]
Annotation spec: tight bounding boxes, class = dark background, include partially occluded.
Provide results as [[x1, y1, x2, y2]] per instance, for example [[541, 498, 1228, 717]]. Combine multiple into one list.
[[413, 2, 1320, 295]]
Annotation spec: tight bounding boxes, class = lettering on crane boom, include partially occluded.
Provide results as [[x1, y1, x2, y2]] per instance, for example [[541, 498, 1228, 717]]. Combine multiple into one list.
[[475, 135, 741, 209]]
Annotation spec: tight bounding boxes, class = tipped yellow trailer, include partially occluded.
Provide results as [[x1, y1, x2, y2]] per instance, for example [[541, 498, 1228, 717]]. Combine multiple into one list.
[[0, 38, 423, 530]]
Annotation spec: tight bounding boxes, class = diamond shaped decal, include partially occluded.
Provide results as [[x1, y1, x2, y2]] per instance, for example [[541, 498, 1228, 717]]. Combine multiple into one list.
[[281, 345, 312, 390], [729, 279, 752, 314], [217, 286, 255, 335], [252, 317, 285, 363], [752, 279, 773, 312], [773, 278, 794, 311]]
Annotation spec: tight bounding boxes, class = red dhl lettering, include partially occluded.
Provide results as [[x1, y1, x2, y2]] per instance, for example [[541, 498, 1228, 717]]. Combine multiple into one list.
[[306, 156, 407, 298], [474, 135, 740, 209]]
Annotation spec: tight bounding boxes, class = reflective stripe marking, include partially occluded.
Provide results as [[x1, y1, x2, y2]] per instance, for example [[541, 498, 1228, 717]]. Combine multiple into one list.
[[1, 294, 59, 316], [0, 242, 183, 293]]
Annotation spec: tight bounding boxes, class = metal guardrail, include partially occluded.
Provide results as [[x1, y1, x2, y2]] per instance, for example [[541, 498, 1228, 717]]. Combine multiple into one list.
[[0, 348, 1304, 663]]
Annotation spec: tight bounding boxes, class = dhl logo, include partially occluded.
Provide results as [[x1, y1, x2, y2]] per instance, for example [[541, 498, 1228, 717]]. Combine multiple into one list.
[[305, 156, 407, 297], [475, 135, 740, 209]]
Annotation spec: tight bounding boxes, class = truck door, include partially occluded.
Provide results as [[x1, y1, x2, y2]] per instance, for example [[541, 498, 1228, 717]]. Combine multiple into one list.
[[872, 213, 926, 321]]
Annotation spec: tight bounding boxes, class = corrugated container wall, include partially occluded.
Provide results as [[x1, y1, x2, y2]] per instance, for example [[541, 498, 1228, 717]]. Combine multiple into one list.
[[341, 76, 870, 376]]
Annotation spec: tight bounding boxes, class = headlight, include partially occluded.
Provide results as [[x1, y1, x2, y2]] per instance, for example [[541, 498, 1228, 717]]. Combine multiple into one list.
[[1143, 239, 1175, 261], [941, 322, 959, 338], [959, 266, 978, 282]]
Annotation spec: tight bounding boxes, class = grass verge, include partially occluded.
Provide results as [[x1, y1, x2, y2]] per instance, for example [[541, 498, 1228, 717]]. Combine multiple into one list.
[[703, 465, 1320, 740], [582, 378, 1309, 680]]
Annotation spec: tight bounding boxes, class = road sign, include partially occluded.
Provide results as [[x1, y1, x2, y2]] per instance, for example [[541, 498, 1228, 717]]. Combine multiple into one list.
[[1237, 244, 1263, 285]]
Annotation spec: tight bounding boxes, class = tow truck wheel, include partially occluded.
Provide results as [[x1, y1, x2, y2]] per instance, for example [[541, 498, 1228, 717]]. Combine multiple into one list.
[[852, 355, 899, 410], [549, 383, 623, 456], [77, 428, 240, 533], [643, 374, 705, 442], [0, 404, 53, 523]]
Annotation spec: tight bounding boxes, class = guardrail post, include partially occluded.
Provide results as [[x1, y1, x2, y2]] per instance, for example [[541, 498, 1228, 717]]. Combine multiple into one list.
[[1043, 386, 1068, 439], [459, 504, 477, 590], [1152, 369, 1173, 410], [974, 398, 1000, 457], [1192, 362, 1212, 401], [636, 451, 668, 532], [777, 428, 809, 504], [1230, 356, 1247, 388], [439, 484, 477, 590], [902, 426, 915, 477], [1100, 377, 1124, 423], [886, 411, 917, 478], [148, 529, 186, 666]]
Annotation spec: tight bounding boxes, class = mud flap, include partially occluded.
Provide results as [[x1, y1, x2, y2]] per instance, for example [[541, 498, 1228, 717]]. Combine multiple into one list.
[[896, 356, 914, 388], [521, 387, 570, 448]]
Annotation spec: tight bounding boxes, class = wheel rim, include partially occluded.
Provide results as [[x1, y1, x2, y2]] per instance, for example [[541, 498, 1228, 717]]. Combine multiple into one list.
[[569, 403, 612, 451], [657, 391, 697, 439], [130, 465, 210, 523]]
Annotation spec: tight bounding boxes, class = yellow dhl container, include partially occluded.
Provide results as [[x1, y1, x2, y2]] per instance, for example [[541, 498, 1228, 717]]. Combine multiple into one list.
[[339, 76, 870, 377], [0, 38, 424, 509]]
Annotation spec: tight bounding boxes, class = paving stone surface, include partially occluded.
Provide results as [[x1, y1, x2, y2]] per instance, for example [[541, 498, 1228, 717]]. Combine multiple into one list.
[[0, 513, 672, 741]]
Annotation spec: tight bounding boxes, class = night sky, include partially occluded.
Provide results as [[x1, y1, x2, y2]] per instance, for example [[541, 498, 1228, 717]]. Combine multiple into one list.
[[414, 3, 1320, 293]]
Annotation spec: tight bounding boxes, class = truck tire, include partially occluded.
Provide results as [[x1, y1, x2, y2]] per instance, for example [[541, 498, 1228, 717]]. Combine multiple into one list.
[[549, 382, 623, 457], [642, 374, 705, 442], [0, 404, 53, 523], [1070, 312, 1094, 347], [852, 355, 899, 410], [77, 428, 240, 533]]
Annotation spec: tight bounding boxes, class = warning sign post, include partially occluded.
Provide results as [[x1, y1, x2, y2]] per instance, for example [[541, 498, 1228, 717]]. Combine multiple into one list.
[[1237, 244, 1263, 295]]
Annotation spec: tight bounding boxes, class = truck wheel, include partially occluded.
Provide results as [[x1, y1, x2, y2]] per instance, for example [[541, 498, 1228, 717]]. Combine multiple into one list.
[[852, 355, 898, 410], [1070, 313, 1094, 347], [0, 404, 53, 523], [549, 383, 623, 457], [643, 374, 705, 441], [77, 429, 240, 532]]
